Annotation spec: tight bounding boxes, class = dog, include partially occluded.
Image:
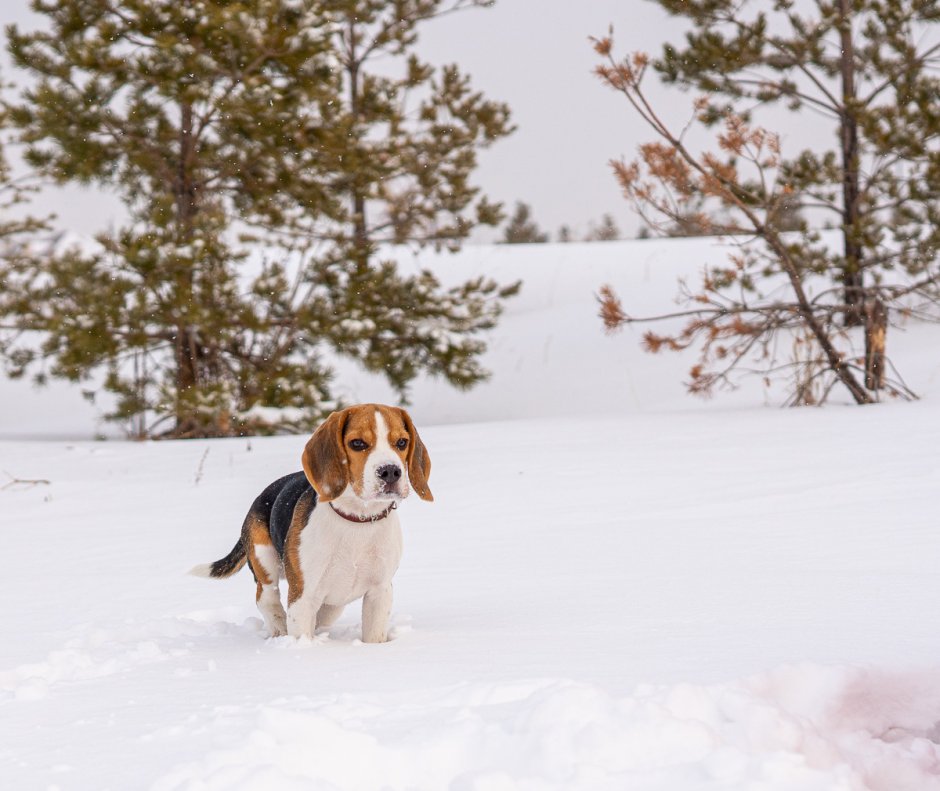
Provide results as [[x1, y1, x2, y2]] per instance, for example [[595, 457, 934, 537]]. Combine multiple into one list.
[[191, 404, 432, 642]]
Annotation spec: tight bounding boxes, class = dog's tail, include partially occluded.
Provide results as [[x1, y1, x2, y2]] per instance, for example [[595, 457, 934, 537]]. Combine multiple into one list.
[[189, 536, 247, 579], [189, 472, 300, 579]]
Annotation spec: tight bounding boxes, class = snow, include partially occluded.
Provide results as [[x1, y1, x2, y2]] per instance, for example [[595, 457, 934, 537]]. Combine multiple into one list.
[[3, 237, 940, 789]]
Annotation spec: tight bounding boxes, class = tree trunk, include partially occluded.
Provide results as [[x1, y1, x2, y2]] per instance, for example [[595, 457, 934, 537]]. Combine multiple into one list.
[[346, 18, 369, 267], [765, 235, 873, 405], [173, 100, 201, 436], [352, 189, 368, 261], [864, 297, 887, 390], [839, 0, 865, 327]]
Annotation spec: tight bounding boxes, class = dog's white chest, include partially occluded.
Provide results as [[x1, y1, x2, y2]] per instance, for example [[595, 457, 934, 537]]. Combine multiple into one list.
[[299, 509, 403, 606]]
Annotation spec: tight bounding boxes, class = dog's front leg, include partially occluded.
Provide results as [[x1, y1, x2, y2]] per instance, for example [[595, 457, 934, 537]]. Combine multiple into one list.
[[287, 594, 321, 639], [361, 583, 393, 643], [316, 603, 345, 629]]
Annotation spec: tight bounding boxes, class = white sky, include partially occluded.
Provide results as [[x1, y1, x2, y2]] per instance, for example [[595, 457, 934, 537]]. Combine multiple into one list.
[[0, 1, 824, 243]]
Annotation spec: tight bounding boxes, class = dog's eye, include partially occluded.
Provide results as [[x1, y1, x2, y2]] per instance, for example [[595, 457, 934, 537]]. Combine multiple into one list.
[[348, 439, 368, 451], [396, 438, 408, 450]]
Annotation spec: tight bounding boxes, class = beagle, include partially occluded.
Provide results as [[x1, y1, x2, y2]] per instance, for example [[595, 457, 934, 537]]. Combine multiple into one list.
[[192, 404, 432, 643]]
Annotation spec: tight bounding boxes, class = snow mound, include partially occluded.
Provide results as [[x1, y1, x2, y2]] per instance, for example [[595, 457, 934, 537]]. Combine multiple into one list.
[[0, 614, 262, 702], [151, 667, 940, 791]]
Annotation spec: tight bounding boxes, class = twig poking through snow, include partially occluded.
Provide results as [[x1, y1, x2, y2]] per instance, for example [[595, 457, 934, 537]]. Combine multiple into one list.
[[1, 471, 51, 491], [193, 448, 210, 486]]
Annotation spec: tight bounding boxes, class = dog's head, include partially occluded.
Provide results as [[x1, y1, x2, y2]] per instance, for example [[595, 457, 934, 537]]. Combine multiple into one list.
[[301, 404, 433, 507]]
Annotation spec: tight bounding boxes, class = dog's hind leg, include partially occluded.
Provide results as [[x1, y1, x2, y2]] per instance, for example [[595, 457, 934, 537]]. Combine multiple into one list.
[[249, 541, 287, 637]]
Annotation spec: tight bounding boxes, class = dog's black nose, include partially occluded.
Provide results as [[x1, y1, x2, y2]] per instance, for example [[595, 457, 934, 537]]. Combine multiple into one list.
[[376, 464, 402, 484]]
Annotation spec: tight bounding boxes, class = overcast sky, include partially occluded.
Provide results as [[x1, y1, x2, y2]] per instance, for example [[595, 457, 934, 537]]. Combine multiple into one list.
[[0, 1, 712, 242]]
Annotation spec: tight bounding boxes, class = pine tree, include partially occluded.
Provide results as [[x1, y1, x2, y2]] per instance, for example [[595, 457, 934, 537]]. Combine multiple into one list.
[[0, 0, 516, 438], [594, 28, 940, 404], [0, 133, 43, 253], [501, 202, 548, 244], [0, 71, 45, 244], [0, 85, 48, 382], [585, 213, 621, 241], [322, 0, 512, 258], [594, 2, 940, 403], [651, 0, 940, 329]]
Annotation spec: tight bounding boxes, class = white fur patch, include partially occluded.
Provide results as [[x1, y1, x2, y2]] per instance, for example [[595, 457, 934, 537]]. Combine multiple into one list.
[[254, 543, 282, 582], [253, 543, 286, 636], [287, 495, 403, 639], [361, 410, 410, 501]]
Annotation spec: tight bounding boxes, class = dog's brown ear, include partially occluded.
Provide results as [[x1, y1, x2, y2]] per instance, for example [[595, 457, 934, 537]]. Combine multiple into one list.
[[302, 409, 349, 502], [398, 408, 433, 501]]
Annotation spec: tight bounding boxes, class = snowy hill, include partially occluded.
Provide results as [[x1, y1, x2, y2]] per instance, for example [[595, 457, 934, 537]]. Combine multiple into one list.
[[4, 238, 940, 789], [8, 234, 940, 437]]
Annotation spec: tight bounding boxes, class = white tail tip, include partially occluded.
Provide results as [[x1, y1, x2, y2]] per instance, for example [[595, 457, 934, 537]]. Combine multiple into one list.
[[188, 563, 214, 578]]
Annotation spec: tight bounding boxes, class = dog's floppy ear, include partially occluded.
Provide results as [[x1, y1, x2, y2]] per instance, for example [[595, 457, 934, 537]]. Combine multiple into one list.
[[398, 408, 433, 501], [302, 408, 349, 502]]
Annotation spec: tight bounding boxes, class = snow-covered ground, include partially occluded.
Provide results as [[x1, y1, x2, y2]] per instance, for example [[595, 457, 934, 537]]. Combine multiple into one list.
[[4, 238, 940, 789]]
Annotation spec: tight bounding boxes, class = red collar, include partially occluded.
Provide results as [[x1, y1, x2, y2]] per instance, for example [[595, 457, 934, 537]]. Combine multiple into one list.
[[329, 502, 397, 524]]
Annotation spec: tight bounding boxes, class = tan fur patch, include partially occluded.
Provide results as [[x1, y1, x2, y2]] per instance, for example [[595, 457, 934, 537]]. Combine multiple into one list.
[[245, 514, 274, 591], [394, 406, 433, 501], [285, 487, 316, 605], [302, 408, 351, 501]]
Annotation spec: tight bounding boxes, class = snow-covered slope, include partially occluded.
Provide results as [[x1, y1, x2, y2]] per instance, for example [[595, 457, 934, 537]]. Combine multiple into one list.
[[5, 236, 718, 437], [4, 238, 940, 789], [339, 234, 940, 422], [13, 234, 940, 438]]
